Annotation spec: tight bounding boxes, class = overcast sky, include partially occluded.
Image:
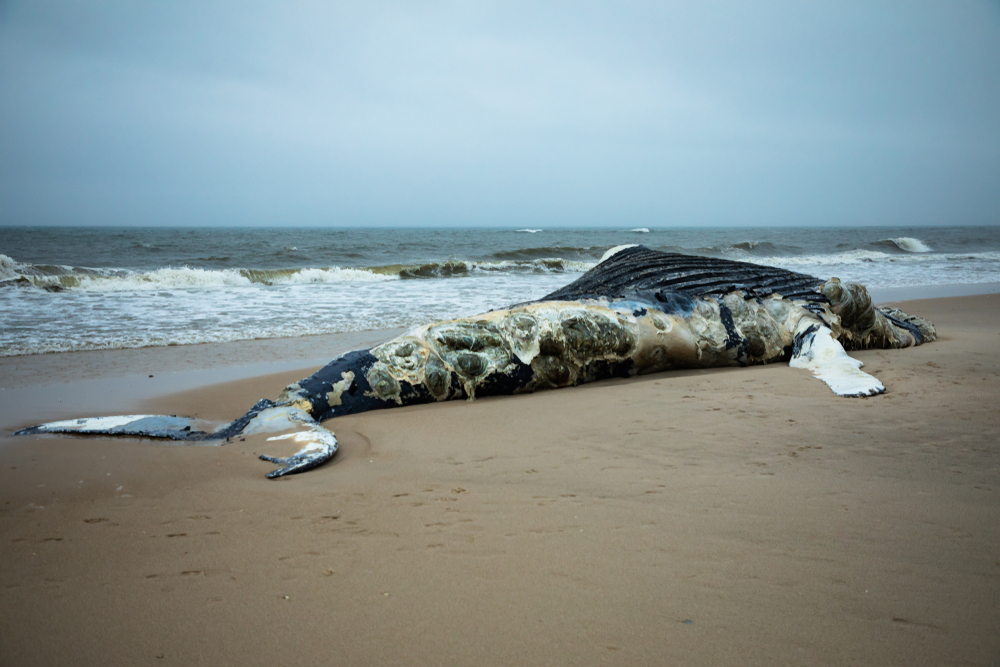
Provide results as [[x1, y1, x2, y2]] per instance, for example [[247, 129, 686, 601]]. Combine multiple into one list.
[[1, 1, 998, 227]]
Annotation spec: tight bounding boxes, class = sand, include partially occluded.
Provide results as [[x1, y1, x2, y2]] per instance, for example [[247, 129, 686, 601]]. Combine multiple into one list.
[[1, 295, 998, 666]]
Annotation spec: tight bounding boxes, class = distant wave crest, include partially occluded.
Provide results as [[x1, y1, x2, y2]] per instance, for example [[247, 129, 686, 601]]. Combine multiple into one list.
[[884, 237, 932, 253], [488, 246, 601, 261], [720, 241, 782, 254], [629, 228, 650, 233], [376, 258, 594, 279], [870, 237, 932, 253], [515, 228, 543, 233]]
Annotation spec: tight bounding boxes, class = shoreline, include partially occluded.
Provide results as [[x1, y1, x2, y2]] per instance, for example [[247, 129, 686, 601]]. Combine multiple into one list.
[[1, 293, 998, 665], [869, 280, 1000, 303]]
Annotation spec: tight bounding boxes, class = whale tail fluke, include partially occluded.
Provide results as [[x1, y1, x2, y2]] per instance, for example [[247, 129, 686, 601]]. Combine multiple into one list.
[[13, 399, 339, 479], [238, 404, 339, 478], [258, 425, 338, 479]]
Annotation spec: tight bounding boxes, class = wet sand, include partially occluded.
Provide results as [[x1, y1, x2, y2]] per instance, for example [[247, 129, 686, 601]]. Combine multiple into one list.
[[1, 295, 999, 666]]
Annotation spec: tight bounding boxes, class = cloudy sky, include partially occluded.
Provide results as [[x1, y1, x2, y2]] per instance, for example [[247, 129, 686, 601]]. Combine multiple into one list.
[[1, 1, 998, 227]]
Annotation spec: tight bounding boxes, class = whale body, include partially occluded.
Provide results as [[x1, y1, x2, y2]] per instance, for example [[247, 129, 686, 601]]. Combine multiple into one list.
[[15, 246, 936, 478]]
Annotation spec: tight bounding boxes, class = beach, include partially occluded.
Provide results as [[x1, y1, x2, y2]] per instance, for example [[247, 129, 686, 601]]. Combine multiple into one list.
[[5, 0, 999, 661], [1, 293, 998, 666]]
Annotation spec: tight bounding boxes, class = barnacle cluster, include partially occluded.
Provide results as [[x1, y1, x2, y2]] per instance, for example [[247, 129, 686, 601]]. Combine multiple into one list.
[[363, 303, 661, 403], [361, 294, 817, 404], [720, 293, 798, 363]]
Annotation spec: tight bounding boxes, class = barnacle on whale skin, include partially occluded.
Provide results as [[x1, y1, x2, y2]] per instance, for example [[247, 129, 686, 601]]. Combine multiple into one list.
[[721, 292, 790, 362], [422, 320, 516, 399], [422, 355, 453, 400], [374, 338, 430, 372], [531, 354, 576, 388], [365, 362, 402, 403], [501, 312, 541, 363], [688, 300, 729, 364], [558, 310, 636, 362]]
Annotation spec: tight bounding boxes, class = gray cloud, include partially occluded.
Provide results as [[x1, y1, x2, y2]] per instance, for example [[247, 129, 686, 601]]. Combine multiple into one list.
[[1, 0, 998, 226]]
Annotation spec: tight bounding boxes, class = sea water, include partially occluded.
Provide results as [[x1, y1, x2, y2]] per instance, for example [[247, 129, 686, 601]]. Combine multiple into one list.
[[2, 226, 999, 356]]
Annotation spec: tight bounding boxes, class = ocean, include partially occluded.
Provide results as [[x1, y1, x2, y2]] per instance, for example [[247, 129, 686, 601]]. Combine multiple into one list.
[[2, 226, 999, 357]]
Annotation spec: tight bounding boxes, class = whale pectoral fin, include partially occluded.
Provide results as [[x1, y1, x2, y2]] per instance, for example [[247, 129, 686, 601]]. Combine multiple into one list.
[[13, 399, 279, 442], [13, 415, 209, 440], [789, 323, 885, 398], [258, 424, 338, 479]]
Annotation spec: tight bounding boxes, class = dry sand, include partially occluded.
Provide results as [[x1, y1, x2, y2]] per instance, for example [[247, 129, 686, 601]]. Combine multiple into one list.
[[1, 295, 998, 666]]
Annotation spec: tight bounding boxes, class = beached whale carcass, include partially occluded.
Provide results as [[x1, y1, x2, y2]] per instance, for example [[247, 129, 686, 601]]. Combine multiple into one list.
[[15, 245, 936, 478]]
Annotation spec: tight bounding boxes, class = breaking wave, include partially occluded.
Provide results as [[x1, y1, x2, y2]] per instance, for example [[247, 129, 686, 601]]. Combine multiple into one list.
[[371, 258, 595, 279], [629, 228, 650, 233], [516, 228, 543, 233], [0, 253, 18, 279], [0, 255, 595, 292], [719, 241, 784, 254], [872, 237, 932, 253]]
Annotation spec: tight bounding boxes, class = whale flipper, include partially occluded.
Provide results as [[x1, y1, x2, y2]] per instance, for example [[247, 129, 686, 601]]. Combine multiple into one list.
[[13, 398, 277, 441], [790, 322, 885, 398], [13, 415, 209, 439]]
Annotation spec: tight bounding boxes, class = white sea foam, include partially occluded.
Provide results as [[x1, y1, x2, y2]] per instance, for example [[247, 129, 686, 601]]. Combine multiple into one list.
[[749, 250, 892, 267], [750, 250, 1000, 269], [37, 265, 395, 291], [269, 267, 395, 285], [516, 229, 543, 233], [75, 267, 254, 291], [889, 237, 932, 253], [629, 228, 650, 233]]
